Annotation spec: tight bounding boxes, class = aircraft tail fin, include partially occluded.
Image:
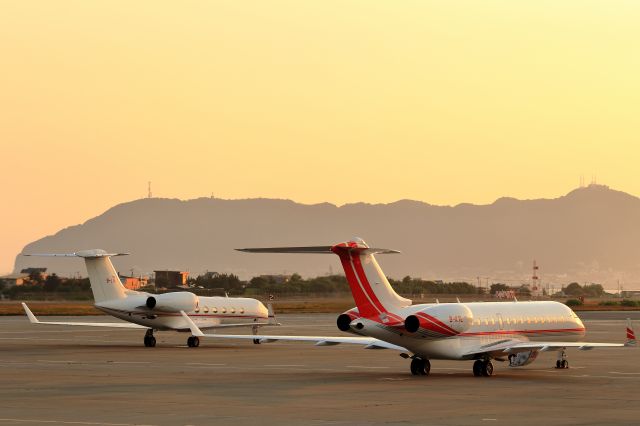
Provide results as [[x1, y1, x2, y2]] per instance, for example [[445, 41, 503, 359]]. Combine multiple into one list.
[[23, 250, 129, 303], [237, 238, 411, 318]]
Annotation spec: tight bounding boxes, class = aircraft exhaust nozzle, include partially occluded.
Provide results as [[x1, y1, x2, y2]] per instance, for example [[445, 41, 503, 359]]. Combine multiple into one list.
[[146, 296, 157, 309], [404, 315, 421, 333]]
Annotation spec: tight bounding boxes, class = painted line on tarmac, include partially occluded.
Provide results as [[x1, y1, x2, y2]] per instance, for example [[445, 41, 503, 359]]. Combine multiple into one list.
[[608, 371, 640, 375], [37, 360, 78, 364], [0, 418, 156, 426], [106, 361, 151, 364]]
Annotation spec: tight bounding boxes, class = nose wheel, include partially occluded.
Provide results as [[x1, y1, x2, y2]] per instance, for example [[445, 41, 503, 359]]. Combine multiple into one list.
[[187, 336, 200, 347], [555, 348, 569, 368], [143, 329, 156, 347], [410, 357, 431, 376], [473, 359, 494, 377]]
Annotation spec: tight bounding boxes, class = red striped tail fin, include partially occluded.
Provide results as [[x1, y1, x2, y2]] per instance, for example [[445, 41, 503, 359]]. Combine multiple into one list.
[[236, 238, 410, 320], [331, 238, 411, 319]]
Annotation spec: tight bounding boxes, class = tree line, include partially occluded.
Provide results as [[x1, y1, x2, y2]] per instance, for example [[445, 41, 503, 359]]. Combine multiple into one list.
[[0, 273, 611, 299]]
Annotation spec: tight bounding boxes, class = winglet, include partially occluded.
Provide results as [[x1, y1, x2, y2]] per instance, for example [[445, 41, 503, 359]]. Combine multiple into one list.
[[267, 303, 280, 326], [180, 311, 204, 337], [22, 303, 40, 324], [626, 318, 637, 347]]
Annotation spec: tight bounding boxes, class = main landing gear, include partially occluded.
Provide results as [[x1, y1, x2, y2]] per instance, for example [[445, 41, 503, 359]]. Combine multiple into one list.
[[187, 336, 200, 347], [252, 325, 260, 345], [555, 348, 569, 369], [410, 357, 431, 376], [473, 359, 494, 377], [143, 329, 156, 347]]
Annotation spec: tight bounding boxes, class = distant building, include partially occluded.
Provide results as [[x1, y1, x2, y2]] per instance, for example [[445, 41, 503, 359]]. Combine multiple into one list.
[[118, 274, 149, 291], [20, 267, 48, 281], [154, 270, 189, 288], [0, 273, 30, 287]]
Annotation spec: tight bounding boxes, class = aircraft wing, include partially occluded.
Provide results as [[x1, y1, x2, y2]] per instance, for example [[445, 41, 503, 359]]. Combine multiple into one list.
[[201, 322, 278, 330], [180, 311, 406, 350], [22, 303, 147, 329], [464, 339, 630, 359]]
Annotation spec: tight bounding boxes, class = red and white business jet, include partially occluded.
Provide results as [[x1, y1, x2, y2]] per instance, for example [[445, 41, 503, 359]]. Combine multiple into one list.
[[181, 238, 636, 377]]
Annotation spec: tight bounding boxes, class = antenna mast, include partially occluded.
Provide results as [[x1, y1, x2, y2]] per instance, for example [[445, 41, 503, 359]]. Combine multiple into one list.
[[148, 181, 152, 198]]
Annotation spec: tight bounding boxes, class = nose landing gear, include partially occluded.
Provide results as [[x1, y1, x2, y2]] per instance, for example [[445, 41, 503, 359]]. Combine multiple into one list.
[[555, 348, 569, 369], [187, 336, 200, 347]]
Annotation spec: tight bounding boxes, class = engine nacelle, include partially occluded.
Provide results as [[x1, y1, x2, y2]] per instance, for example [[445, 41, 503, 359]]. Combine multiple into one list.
[[337, 308, 360, 332], [508, 350, 539, 367], [146, 292, 199, 313], [404, 303, 473, 336]]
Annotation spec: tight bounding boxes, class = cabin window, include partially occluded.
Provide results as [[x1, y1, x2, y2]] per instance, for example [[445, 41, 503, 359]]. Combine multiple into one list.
[[483, 319, 489, 326], [505, 318, 511, 325], [212, 307, 218, 313], [203, 307, 209, 313], [240, 308, 245, 314], [221, 307, 227, 314], [195, 307, 200, 313], [490, 318, 495, 326], [230, 307, 236, 314]]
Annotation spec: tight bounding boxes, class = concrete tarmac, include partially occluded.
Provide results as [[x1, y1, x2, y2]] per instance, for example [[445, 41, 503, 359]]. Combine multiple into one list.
[[0, 312, 639, 426]]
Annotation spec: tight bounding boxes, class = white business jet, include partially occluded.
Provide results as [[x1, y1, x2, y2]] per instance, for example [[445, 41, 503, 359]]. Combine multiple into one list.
[[178, 238, 636, 377], [21, 249, 277, 347]]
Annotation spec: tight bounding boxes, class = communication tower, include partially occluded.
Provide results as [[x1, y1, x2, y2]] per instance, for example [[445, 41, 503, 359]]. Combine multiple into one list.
[[531, 260, 542, 297], [148, 181, 152, 198]]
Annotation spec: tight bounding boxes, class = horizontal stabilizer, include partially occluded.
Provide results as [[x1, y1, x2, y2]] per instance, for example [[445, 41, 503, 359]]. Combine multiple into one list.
[[236, 246, 333, 254], [23, 249, 129, 258], [236, 246, 400, 255]]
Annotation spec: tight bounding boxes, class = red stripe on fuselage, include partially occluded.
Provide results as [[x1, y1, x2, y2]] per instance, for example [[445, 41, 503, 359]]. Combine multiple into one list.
[[416, 312, 458, 336], [460, 327, 585, 337]]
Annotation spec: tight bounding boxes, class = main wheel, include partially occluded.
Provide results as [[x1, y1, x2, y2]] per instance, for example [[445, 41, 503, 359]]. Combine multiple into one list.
[[482, 360, 494, 377], [473, 360, 483, 377], [561, 360, 568, 369], [253, 338, 260, 345], [410, 358, 430, 376], [556, 360, 561, 369], [410, 358, 421, 375], [144, 336, 156, 347], [192, 336, 200, 347], [421, 359, 431, 376]]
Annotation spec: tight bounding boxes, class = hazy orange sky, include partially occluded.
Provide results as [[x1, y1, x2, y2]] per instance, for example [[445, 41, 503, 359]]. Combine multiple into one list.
[[1, 1, 640, 273]]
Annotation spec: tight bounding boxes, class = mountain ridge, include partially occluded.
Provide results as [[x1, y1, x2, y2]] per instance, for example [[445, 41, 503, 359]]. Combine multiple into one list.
[[14, 185, 640, 286]]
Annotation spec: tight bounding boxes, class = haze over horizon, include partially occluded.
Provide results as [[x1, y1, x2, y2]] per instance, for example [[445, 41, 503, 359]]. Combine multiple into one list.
[[2, 2, 640, 274]]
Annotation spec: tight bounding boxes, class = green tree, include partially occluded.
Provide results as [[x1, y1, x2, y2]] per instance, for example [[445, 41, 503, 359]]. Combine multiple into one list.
[[564, 282, 583, 296], [43, 273, 62, 292]]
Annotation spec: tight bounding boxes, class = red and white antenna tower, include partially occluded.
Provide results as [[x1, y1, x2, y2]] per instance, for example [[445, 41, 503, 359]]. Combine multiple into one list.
[[532, 260, 539, 291]]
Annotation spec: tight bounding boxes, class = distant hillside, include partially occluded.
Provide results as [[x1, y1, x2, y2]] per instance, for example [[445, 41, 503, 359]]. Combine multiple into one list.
[[13, 185, 640, 286]]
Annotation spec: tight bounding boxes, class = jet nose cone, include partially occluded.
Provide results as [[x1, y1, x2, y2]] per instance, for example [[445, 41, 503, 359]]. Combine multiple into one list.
[[257, 301, 269, 319]]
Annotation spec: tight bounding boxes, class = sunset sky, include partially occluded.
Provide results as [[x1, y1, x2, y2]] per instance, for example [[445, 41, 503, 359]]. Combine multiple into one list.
[[2, 1, 640, 273]]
